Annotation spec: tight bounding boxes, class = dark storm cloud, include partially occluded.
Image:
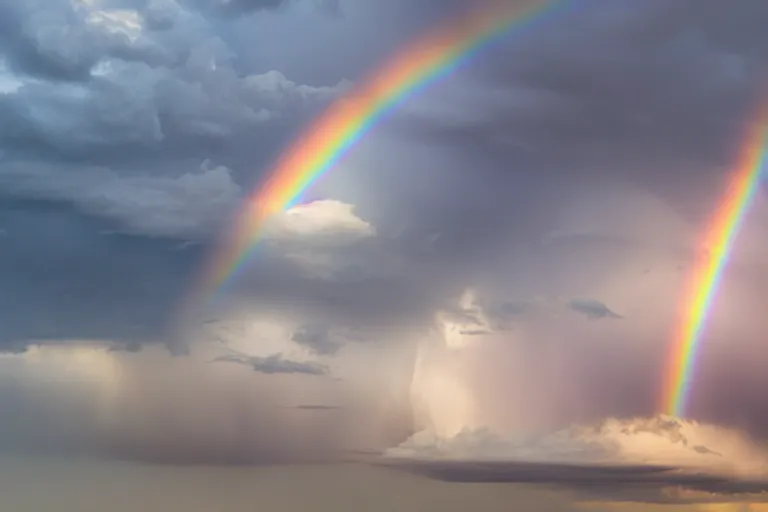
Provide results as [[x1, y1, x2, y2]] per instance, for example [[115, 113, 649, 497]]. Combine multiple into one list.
[[0, 0, 104, 81], [0, 0, 175, 82], [0, 1, 347, 174], [0, 198, 200, 347], [393, 0, 768, 223]]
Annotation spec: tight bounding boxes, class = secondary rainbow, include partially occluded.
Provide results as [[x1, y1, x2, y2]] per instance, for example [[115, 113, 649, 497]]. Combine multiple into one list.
[[197, 0, 573, 297], [660, 104, 768, 417]]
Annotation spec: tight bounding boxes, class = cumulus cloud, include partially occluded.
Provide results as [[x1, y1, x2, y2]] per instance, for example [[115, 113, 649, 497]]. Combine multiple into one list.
[[0, 0, 134, 81], [0, 0, 350, 241], [255, 200, 396, 280]]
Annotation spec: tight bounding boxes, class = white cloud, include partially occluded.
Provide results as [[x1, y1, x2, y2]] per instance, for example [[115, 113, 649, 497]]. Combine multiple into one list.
[[268, 199, 374, 239], [201, 314, 315, 360], [262, 199, 401, 280]]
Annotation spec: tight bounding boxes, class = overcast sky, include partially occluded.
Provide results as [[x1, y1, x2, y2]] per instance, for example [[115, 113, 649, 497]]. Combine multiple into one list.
[[2, 0, 768, 470]]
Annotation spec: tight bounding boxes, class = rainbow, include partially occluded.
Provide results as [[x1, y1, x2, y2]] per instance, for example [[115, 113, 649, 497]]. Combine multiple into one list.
[[198, 0, 573, 297], [661, 105, 768, 417]]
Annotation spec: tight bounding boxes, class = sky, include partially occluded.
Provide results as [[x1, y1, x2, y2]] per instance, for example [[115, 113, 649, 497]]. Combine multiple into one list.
[[2, 0, 768, 485]]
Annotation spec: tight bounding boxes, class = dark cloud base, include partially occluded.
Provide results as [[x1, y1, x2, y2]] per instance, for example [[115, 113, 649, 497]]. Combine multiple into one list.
[[375, 459, 768, 498]]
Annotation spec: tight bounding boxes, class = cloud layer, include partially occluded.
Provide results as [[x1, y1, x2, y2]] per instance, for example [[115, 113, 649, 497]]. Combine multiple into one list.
[[387, 415, 768, 479]]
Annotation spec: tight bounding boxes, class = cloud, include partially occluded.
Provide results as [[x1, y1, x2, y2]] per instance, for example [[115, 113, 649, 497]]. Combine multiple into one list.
[[108, 341, 143, 353], [434, 289, 546, 345], [0, 342, 28, 355], [0, 0, 130, 81], [0, 160, 242, 238], [183, 0, 288, 18], [291, 323, 342, 355], [184, 0, 349, 19], [315, 0, 342, 18], [213, 351, 330, 376], [567, 299, 623, 320], [386, 415, 768, 480], [0, 59, 346, 195], [289, 404, 343, 410], [254, 200, 396, 281], [0, 0, 350, 240]]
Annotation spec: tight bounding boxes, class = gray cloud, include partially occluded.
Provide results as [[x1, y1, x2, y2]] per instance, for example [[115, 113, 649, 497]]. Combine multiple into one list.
[[185, 0, 342, 19], [379, 458, 768, 496], [315, 0, 342, 18], [245, 354, 329, 376], [212, 349, 329, 376], [393, 1, 767, 228], [108, 341, 143, 353], [291, 323, 342, 355], [289, 404, 343, 410], [183, 0, 287, 18], [567, 299, 623, 320], [0, 342, 28, 355], [0, 0, 116, 81]]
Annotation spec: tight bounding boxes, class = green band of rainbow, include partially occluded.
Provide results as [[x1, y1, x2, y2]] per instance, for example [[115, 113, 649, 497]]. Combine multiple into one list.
[[197, 0, 573, 298], [660, 104, 768, 417]]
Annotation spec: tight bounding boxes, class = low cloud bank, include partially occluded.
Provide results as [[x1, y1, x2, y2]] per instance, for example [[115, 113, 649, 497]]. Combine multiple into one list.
[[387, 415, 768, 479]]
